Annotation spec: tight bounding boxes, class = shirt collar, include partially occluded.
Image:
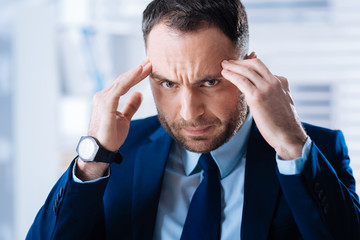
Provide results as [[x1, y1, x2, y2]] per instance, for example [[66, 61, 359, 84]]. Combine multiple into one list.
[[182, 112, 253, 179]]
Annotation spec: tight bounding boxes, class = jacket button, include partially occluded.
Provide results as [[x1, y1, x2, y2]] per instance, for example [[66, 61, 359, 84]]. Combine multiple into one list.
[[314, 183, 321, 194], [318, 190, 324, 200], [59, 187, 64, 197], [323, 204, 330, 214], [56, 193, 61, 201], [53, 205, 57, 214], [321, 196, 327, 206], [55, 199, 59, 207]]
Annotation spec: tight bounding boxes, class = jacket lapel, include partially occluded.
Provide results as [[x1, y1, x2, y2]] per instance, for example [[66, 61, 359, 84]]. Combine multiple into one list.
[[131, 126, 173, 239], [241, 122, 280, 239]]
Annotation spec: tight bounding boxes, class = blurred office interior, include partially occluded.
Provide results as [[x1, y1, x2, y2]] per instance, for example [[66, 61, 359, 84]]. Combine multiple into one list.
[[0, 0, 360, 239]]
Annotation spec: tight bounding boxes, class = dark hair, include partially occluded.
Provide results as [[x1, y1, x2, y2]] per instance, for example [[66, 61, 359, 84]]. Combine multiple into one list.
[[142, 0, 249, 57]]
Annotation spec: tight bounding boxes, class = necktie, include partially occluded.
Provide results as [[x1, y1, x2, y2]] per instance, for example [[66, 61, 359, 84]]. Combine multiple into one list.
[[180, 153, 222, 240]]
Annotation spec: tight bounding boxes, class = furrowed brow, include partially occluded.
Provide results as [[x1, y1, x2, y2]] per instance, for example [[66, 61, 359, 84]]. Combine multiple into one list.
[[194, 74, 223, 85], [150, 72, 223, 84], [149, 72, 171, 82]]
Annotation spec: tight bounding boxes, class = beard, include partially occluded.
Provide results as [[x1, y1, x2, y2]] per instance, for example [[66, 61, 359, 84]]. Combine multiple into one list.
[[157, 95, 248, 153]]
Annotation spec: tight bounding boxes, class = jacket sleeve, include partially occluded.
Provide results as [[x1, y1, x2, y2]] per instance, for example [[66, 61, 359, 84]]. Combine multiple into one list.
[[277, 130, 360, 240], [26, 159, 109, 240]]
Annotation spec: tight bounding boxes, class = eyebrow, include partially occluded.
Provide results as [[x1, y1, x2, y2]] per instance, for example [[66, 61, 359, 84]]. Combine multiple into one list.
[[149, 72, 223, 84], [149, 72, 169, 82]]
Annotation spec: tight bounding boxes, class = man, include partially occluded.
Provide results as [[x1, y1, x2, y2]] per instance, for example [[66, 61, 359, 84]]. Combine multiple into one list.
[[27, 0, 360, 239]]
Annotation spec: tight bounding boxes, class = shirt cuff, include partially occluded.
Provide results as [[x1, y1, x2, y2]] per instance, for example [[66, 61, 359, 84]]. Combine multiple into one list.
[[72, 157, 110, 183], [276, 137, 312, 175]]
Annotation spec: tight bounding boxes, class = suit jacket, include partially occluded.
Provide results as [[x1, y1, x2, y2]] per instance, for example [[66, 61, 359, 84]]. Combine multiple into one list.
[[27, 116, 360, 240]]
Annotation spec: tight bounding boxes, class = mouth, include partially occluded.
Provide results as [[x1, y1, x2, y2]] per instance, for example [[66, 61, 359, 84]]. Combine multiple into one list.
[[183, 126, 213, 136]]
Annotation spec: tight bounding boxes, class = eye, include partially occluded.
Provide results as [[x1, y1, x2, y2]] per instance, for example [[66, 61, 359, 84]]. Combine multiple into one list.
[[202, 79, 219, 87], [161, 81, 176, 89]]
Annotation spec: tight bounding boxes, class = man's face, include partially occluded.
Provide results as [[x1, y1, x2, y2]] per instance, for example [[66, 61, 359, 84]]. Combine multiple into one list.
[[146, 23, 248, 153]]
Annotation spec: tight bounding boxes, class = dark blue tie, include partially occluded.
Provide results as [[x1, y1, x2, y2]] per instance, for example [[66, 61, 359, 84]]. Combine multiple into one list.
[[180, 153, 221, 240]]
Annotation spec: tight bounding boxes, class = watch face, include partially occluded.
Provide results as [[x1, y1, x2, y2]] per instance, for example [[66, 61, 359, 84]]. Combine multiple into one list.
[[78, 137, 96, 161]]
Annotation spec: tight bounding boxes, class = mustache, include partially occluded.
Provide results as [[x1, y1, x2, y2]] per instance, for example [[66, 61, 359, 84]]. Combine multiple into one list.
[[171, 117, 221, 129]]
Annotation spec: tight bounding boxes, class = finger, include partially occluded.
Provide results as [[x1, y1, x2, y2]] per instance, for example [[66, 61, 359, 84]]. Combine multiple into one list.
[[222, 60, 264, 88], [275, 75, 294, 105], [112, 60, 152, 98], [235, 58, 275, 84], [101, 59, 151, 95], [221, 68, 256, 96], [121, 92, 143, 121], [140, 58, 150, 66], [276, 75, 290, 92]]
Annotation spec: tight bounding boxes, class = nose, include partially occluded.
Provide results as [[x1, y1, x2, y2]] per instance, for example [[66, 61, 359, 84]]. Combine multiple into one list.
[[179, 89, 204, 121]]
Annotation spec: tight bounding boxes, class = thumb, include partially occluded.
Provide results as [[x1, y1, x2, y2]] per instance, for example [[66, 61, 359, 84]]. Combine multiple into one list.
[[121, 92, 143, 121]]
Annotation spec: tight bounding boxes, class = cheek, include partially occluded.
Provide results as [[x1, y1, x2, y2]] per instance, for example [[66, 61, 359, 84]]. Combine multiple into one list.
[[207, 87, 242, 118]]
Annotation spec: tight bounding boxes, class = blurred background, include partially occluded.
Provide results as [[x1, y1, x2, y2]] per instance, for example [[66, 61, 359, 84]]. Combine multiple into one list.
[[0, 0, 359, 239]]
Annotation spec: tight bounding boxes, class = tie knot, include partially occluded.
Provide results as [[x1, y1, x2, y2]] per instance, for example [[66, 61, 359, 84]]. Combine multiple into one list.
[[199, 153, 219, 173]]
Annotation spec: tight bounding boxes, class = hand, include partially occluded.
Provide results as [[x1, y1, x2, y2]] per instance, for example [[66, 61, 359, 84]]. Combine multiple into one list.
[[77, 59, 152, 180], [221, 53, 307, 160], [88, 59, 152, 151]]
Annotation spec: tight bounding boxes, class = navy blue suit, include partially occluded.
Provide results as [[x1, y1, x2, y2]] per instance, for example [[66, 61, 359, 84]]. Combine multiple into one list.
[[27, 116, 360, 239]]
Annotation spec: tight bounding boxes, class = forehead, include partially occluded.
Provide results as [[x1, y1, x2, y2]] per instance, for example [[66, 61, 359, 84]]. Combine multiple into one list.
[[146, 23, 238, 78]]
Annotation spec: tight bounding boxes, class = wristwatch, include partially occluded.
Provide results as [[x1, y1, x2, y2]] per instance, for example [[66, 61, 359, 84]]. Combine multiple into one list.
[[76, 136, 123, 164]]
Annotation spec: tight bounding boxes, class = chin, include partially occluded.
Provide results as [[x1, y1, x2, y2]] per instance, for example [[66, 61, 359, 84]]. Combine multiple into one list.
[[182, 142, 215, 153], [177, 135, 228, 153]]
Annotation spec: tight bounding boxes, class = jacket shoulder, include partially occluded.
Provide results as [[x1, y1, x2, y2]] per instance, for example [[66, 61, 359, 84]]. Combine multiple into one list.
[[302, 122, 343, 143], [302, 122, 347, 161]]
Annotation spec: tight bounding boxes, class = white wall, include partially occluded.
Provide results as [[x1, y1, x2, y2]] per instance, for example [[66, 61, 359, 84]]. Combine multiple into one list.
[[13, 3, 60, 240]]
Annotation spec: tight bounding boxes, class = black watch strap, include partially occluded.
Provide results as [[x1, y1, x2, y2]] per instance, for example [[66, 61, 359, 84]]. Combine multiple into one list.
[[94, 147, 123, 164]]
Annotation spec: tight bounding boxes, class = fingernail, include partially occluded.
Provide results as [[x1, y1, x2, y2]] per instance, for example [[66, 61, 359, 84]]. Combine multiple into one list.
[[145, 58, 152, 66], [140, 58, 149, 66], [144, 61, 151, 68], [222, 60, 228, 65]]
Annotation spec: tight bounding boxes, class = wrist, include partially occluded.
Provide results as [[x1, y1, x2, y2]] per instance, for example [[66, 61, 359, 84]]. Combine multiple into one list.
[[92, 136, 119, 152], [276, 145, 302, 160], [76, 158, 109, 181], [276, 135, 308, 160]]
